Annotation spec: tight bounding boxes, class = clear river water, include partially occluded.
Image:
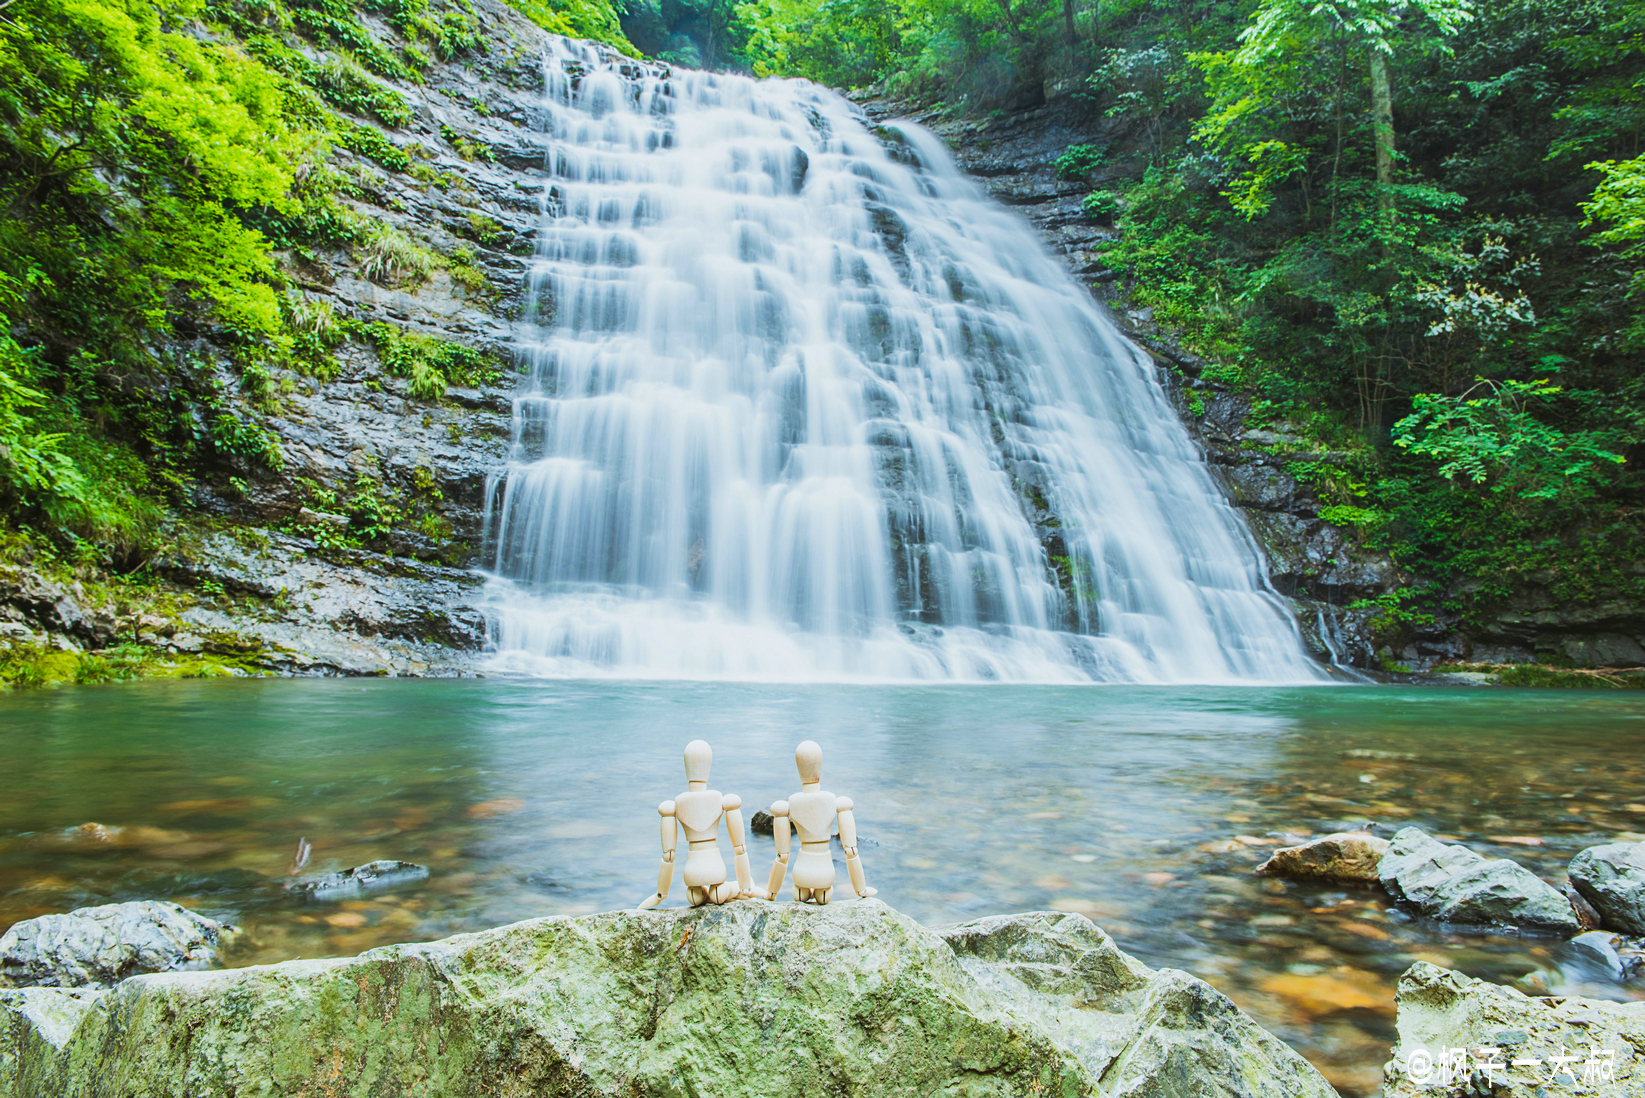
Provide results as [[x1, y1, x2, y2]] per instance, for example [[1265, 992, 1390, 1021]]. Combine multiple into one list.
[[2, 679, 1641, 1095]]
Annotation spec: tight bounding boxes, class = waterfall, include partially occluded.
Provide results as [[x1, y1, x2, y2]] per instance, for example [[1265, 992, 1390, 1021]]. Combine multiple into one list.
[[481, 41, 1326, 683]]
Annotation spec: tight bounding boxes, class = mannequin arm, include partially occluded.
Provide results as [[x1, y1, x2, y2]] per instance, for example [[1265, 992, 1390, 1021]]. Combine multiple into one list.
[[637, 800, 677, 909], [723, 793, 755, 897], [837, 798, 876, 898], [764, 800, 790, 899]]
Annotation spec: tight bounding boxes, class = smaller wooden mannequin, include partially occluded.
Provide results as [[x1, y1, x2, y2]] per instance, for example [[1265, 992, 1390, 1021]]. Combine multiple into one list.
[[764, 740, 876, 904], [637, 739, 755, 909]]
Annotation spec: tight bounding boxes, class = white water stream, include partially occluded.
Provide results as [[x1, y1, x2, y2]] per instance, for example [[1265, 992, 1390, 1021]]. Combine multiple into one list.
[[482, 42, 1325, 683]]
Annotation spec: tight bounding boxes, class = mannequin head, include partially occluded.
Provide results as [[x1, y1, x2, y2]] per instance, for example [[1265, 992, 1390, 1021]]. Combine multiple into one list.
[[684, 739, 712, 786], [795, 740, 822, 786]]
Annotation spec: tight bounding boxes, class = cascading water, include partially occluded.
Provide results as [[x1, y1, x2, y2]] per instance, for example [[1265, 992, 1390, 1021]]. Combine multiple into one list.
[[482, 40, 1327, 683]]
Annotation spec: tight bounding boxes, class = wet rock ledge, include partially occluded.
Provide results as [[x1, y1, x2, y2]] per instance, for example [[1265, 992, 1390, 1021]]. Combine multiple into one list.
[[0, 901, 1334, 1097]]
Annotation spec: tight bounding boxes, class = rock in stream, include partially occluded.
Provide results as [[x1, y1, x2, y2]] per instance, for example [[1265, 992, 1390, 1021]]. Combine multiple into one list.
[[285, 859, 430, 898], [1255, 830, 1389, 884], [1379, 827, 1580, 934], [1382, 961, 1643, 1096], [1568, 840, 1645, 935], [0, 901, 236, 990], [0, 901, 1336, 1097]]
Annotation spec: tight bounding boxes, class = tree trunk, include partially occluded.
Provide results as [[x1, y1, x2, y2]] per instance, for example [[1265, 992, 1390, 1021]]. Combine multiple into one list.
[[1064, 0, 1076, 43], [1368, 47, 1395, 220]]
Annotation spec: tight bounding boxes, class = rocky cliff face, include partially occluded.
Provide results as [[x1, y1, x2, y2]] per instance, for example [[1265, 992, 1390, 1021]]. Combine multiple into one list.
[[857, 91, 1645, 674], [2, 0, 618, 678]]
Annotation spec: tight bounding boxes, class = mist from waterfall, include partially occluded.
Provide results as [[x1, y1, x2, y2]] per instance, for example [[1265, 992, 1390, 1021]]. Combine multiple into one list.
[[481, 40, 1326, 683]]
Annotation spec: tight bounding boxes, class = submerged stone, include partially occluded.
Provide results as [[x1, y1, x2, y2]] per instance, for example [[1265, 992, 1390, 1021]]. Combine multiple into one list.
[[1567, 841, 1645, 935], [1255, 831, 1389, 884], [285, 859, 429, 898], [1378, 827, 1579, 934], [0, 901, 1335, 1097], [0, 901, 236, 989]]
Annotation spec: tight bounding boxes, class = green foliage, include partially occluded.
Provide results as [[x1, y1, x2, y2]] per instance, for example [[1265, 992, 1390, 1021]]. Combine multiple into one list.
[[1492, 664, 1645, 688], [511, 0, 634, 51], [1390, 378, 1624, 498], [462, 210, 509, 245], [1318, 503, 1386, 533], [353, 321, 502, 398], [210, 413, 287, 471], [340, 120, 410, 168], [439, 122, 495, 162], [448, 244, 494, 300], [1584, 153, 1645, 346], [0, 0, 560, 557], [355, 225, 439, 283], [1081, 191, 1120, 221], [1053, 144, 1106, 181], [0, 0, 332, 545]]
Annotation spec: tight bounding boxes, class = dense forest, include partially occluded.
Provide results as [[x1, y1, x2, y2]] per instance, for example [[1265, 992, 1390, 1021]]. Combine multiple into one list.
[[1, 0, 1642, 667]]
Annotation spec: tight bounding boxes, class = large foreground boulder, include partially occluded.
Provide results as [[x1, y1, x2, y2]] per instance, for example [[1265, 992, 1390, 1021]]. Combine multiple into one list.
[[0, 901, 236, 989], [1379, 827, 1580, 934], [1568, 841, 1645, 935], [0, 900, 1335, 1097], [1382, 961, 1644, 1096]]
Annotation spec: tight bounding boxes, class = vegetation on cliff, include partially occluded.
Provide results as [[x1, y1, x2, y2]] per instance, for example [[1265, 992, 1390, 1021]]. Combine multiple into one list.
[[679, 0, 1645, 649], [0, 0, 627, 563]]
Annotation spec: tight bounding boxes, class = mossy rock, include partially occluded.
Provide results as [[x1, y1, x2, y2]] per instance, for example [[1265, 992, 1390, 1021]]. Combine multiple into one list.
[[0, 902, 1335, 1097]]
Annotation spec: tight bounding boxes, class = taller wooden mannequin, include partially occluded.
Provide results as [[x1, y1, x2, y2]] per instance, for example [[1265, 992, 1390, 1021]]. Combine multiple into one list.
[[764, 740, 876, 904], [637, 739, 755, 909]]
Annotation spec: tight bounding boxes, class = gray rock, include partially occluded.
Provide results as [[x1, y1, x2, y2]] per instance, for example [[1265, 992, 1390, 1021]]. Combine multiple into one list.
[[1568, 841, 1645, 935], [1563, 930, 1631, 982], [286, 859, 429, 898], [0, 901, 236, 989], [1379, 827, 1579, 934], [294, 507, 349, 529], [749, 808, 774, 835], [940, 910, 1335, 1096], [1383, 961, 1644, 1096], [0, 901, 1336, 1097]]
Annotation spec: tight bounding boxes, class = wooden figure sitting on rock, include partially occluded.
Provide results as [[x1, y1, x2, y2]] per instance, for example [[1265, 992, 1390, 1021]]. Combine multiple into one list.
[[637, 739, 756, 909], [765, 740, 875, 904]]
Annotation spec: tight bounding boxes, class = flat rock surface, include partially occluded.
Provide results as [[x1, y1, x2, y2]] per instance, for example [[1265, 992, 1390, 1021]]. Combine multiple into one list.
[[0, 901, 1335, 1097], [0, 901, 235, 990], [1383, 961, 1644, 1096], [1379, 826, 1580, 934], [1255, 831, 1389, 883], [1569, 841, 1645, 935]]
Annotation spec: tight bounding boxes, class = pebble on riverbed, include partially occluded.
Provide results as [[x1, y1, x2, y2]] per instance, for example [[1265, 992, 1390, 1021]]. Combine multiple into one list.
[[1255, 831, 1390, 884]]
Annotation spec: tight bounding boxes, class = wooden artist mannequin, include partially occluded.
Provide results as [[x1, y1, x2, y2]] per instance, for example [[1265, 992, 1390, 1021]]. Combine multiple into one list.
[[765, 740, 876, 904], [637, 739, 755, 909]]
